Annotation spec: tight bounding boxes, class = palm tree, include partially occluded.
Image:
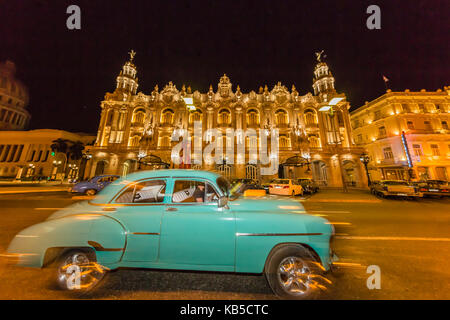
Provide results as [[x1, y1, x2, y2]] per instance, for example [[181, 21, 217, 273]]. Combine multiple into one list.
[[68, 141, 85, 161], [50, 138, 69, 154]]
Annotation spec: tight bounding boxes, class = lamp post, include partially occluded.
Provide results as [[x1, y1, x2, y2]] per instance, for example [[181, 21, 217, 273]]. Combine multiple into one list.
[[359, 152, 371, 186], [137, 151, 147, 170]]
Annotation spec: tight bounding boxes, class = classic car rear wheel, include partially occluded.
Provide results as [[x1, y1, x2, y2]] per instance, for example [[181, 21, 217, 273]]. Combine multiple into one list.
[[86, 189, 97, 196], [265, 245, 322, 299], [54, 249, 106, 295]]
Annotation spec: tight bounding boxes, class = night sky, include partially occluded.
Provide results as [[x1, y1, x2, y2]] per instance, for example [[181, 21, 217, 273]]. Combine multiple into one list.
[[1, 0, 448, 134]]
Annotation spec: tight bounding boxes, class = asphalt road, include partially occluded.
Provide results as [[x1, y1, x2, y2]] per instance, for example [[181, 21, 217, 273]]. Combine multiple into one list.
[[0, 190, 449, 300]]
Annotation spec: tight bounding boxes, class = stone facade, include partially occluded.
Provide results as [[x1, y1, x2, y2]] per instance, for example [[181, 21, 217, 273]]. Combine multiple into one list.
[[86, 52, 366, 187], [0, 129, 95, 180], [351, 88, 450, 181]]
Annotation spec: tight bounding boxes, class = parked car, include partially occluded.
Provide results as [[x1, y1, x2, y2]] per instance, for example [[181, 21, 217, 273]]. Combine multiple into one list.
[[370, 180, 422, 199], [412, 180, 450, 198], [69, 175, 120, 195], [269, 179, 303, 196], [6, 169, 336, 299], [296, 178, 319, 194]]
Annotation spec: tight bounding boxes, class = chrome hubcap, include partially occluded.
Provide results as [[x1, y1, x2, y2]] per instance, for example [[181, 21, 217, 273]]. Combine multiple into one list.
[[57, 253, 104, 291], [277, 256, 312, 296]]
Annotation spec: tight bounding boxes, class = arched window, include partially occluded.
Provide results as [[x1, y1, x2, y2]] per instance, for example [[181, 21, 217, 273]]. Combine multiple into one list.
[[218, 109, 231, 125], [304, 110, 317, 125], [132, 108, 146, 124], [189, 109, 203, 124], [275, 109, 288, 125], [161, 109, 175, 125], [246, 109, 260, 126]]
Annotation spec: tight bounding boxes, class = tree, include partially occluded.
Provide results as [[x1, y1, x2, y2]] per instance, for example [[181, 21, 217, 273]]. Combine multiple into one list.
[[68, 141, 85, 161], [50, 138, 69, 154]]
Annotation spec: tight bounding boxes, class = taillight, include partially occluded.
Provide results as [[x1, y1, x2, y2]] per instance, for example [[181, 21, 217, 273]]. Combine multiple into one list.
[[442, 189, 449, 192], [283, 186, 289, 189], [269, 185, 274, 188], [419, 188, 427, 192]]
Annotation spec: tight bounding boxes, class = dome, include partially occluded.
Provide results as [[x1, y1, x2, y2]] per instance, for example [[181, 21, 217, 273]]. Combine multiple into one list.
[[0, 61, 31, 130]]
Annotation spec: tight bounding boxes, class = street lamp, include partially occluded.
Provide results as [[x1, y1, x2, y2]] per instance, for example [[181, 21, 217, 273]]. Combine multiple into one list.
[[359, 152, 371, 186], [137, 151, 147, 170]]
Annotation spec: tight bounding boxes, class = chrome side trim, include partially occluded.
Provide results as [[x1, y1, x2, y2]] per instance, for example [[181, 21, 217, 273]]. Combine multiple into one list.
[[128, 232, 160, 235], [236, 232, 323, 237]]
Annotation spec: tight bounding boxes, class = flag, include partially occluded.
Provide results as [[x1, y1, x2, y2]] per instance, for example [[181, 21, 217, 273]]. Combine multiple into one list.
[[383, 75, 389, 82]]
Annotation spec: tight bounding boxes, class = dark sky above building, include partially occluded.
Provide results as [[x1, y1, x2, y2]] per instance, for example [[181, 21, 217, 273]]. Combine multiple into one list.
[[1, 0, 448, 134]]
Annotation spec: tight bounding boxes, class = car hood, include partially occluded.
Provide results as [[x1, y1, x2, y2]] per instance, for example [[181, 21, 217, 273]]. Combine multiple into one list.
[[229, 195, 305, 212], [229, 195, 332, 235]]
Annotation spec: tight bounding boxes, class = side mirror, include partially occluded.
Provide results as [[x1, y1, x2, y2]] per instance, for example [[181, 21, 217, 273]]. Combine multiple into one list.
[[218, 196, 228, 208]]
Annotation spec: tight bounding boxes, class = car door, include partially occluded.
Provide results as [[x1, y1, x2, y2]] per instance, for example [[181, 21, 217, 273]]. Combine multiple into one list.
[[159, 178, 236, 271], [110, 178, 168, 262]]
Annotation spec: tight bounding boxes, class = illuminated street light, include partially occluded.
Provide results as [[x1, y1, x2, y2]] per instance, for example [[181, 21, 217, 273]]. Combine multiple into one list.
[[359, 152, 371, 186]]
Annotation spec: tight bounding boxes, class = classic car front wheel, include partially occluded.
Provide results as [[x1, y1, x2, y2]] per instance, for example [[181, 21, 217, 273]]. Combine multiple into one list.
[[54, 249, 106, 295], [265, 245, 322, 299]]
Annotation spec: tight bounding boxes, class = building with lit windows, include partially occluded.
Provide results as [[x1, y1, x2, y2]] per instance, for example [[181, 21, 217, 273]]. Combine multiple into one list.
[[0, 130, 95, 181], [350, 88, 450, 181], [0, 61, 31, 130], [86, 51, 367, 187]]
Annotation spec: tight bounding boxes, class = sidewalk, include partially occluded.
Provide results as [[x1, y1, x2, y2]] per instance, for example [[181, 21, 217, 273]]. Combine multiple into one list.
[[304, 188, 381, 203], [0, 182, 72, 194]]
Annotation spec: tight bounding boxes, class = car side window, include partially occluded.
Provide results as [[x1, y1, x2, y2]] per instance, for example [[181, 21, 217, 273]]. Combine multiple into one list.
[[172, 180, 219, 203], [115, 179, 166, 204], [172, 180, 205, 203]]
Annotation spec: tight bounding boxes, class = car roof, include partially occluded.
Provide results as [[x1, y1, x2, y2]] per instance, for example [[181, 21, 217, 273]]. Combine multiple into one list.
[[90, 169, 223, 204], [122, 169, 221, 181]]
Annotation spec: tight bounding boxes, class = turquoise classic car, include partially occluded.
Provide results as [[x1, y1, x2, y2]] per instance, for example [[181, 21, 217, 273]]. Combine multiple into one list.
[[7, 169, 336, 299]]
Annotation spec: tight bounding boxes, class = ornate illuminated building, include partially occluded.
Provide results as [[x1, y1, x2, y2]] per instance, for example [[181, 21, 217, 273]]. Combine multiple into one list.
[[0, 61, 31, 130], [351, 88, 450, 181], [86, 51, 367, 187]]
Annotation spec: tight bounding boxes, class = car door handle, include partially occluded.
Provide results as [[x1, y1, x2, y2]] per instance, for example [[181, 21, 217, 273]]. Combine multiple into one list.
[[102, 207, 116, 212], [165, 207, 178, 212]]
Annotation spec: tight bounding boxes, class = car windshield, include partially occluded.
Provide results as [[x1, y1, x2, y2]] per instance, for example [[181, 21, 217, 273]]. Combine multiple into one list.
[[383, 181, 408, 185], [272, 179, 290, 184], [216, 177, 231, 198]]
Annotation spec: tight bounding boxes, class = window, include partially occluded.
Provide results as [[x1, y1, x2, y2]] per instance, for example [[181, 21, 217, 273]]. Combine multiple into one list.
[[115, 180, 166, 203], [189, 110, 202, 124], [132, 108, 146, 124], [218, 109, 231, 125], [424, 121, 432, 130], [442, 121, 448, 130], [430, 144, 440, 156], [246, 109, 259, 126], [374, 110, 381, 120], [383, 147, 394, 159], [304, 111, 316, 125], [161, 109, 175, 125], [407, 121, 414, 129], [378, 126, 387, 137], [172, 180, 218, 203], [275, 109, 288, 125], [413, 144, 423, 156]]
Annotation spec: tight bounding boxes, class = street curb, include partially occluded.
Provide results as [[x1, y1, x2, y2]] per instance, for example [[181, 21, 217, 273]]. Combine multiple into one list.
[[0, 188, 69, 195]]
